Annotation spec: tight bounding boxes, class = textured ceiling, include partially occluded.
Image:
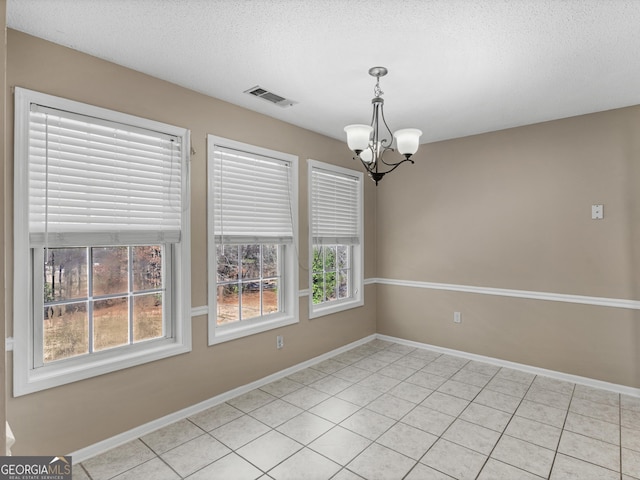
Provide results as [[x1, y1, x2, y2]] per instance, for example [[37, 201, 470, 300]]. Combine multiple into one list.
[[7, 0, 640, 144]]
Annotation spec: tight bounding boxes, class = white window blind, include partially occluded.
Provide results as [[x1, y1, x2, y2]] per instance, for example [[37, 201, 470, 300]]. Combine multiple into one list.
[[212, 146, 294, 243], [28, 104, 183, 246], [311, 167, 360, 245]]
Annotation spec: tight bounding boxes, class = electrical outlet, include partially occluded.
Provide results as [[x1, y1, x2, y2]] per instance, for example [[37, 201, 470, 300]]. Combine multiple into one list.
[[454, 312, 462, 324], [276, 335, 284, 349]]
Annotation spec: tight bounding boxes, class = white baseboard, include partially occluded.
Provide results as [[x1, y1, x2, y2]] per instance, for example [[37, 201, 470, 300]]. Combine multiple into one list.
[[376, 333, 640, 397], [70, 331, 639, 464], [68, 334, 376, 464]]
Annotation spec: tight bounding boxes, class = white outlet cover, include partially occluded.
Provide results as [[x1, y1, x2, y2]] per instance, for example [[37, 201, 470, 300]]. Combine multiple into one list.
[[592, 204, 604, 219]]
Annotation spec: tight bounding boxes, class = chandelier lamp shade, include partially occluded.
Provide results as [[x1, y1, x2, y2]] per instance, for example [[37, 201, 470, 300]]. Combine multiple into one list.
[[344, 66, 422, 185]]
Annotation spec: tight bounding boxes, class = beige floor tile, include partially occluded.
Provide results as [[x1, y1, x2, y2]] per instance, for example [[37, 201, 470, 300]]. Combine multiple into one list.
[[339, 408, 396, 440], [550, 453, 619, 480], [308, 426, 371, 466], [558, 430, 620, 471], [310, 359, 349, 374], [421, 439, 487, 480], [269, 447, 341, 480], [573, 384, 619, 407], [486, 376, 529, 398], [564, 411, 620, 445], [281, 386, 330, 409], [387, 381, 433, 404], [406, 370, 448, 389], [228, 389, 277, 413], [286, 367, 328, 385], [185, 452, 262, 480], [622, 395, 640, 413], [401, 405, 455, 436], [335, 384, 382, 406], [309, 375, 352, 395], [276, 411, 334, 445], [331, 469, 366, 480], [249, 398, 304, 428], [111, 457, 180, 480], [421, 391, 470, 417], [161, 434, 230, 477], [524, 386, 572, 410], [459, 402, 512, 432], [210, 414, 271, 450], [437, 379, 483, 401], [377, 363, 417, 380], [377, 422, 438, 460], [404, 463, 455, 479], [366, 393, 415, 420], [141, 419, 204, 454], [473, 388, 522, 414], [332, 365, 373, 383], [504, 415, 562, 450], [491, 435, 555, 478], [82, 439, 156, 480], [451, 369, 493, 388], [531, 376, 574, 396], [442, 419, 501, 455], [623, 426, 640, 452], [421, 362, 462, 378], [570, 396, 619, 424], [477, 458, 542, 480], [462, 361, 500, 376], [516, 399, 567, 428], [236, 430, 302, 472], [259, 377, 304, 397], [188, 402, 244, 432], [623, 447, 640, 478], [494, 368, 535, 386], [347, 443, 415, 480], [623, 409, 640, 430], [308, 396, 361, 423], [357, 372, 401, 392]]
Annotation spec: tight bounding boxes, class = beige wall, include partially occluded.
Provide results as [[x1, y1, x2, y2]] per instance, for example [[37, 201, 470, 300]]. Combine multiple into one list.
[[5, 30, 376, 455], [377, 106, 640, 387]]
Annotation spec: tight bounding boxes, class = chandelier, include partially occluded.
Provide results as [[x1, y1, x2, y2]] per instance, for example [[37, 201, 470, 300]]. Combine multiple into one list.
[[344, 67, 422, 185]]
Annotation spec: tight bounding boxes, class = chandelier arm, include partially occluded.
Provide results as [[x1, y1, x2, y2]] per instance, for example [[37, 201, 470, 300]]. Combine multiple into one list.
[[354, 155, 414, 176]]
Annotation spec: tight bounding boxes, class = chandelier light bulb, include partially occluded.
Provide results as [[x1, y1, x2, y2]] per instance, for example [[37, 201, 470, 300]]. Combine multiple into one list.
[[344, 124, 373, 153], [394, 128, 423, 157]]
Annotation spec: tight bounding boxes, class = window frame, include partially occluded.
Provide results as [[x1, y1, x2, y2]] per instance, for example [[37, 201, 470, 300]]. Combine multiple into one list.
[[308, 159, 364, 319], [13, 87, 192, 396], [207, 135, 299, 345]]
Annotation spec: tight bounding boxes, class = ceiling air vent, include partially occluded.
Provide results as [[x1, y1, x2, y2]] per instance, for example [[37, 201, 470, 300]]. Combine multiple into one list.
[[244, 85, 297, 108]]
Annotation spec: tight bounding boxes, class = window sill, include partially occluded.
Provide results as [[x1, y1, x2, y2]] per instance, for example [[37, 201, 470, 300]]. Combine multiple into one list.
[[15, 339, 191, 397], [208, 315, 299, 345], [309, 297, 364, 319]]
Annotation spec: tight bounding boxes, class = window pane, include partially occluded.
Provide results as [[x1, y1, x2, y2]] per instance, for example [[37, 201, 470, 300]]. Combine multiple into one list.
[[132, 246, 162, 291], [312, 273, 323, 305], [93, 297, 129, 351], [43, 302, 88, 363], [45, 248, 88, 301], [217, 284, 239, 325], [262, 244, 278, 278], [338, 271, 350, 299], [133, 294, 163, 342], [312, 246, 322, 274], [93, 247, 128, 296], [324, 246, 336, 271], [337, 245, 349, 270], [241, 245, 260, 280], [262, 280, 279, 315], [325, 272, 337, 301], [241, 282, 261, 319], [217, 244, 239, 282]]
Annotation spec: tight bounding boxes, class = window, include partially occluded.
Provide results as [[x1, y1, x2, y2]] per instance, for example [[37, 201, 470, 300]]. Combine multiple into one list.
[[208, 135, 298, 344], [308, 160, 363, 318], [13, 88, 191, 395]]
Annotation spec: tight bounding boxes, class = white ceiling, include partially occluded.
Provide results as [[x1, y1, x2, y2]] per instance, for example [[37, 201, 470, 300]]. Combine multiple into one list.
[[7, 0, 640, 144]]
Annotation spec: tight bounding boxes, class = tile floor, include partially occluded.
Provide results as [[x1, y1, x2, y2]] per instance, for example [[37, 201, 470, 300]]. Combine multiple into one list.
[[73, 339, 640, 480]]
